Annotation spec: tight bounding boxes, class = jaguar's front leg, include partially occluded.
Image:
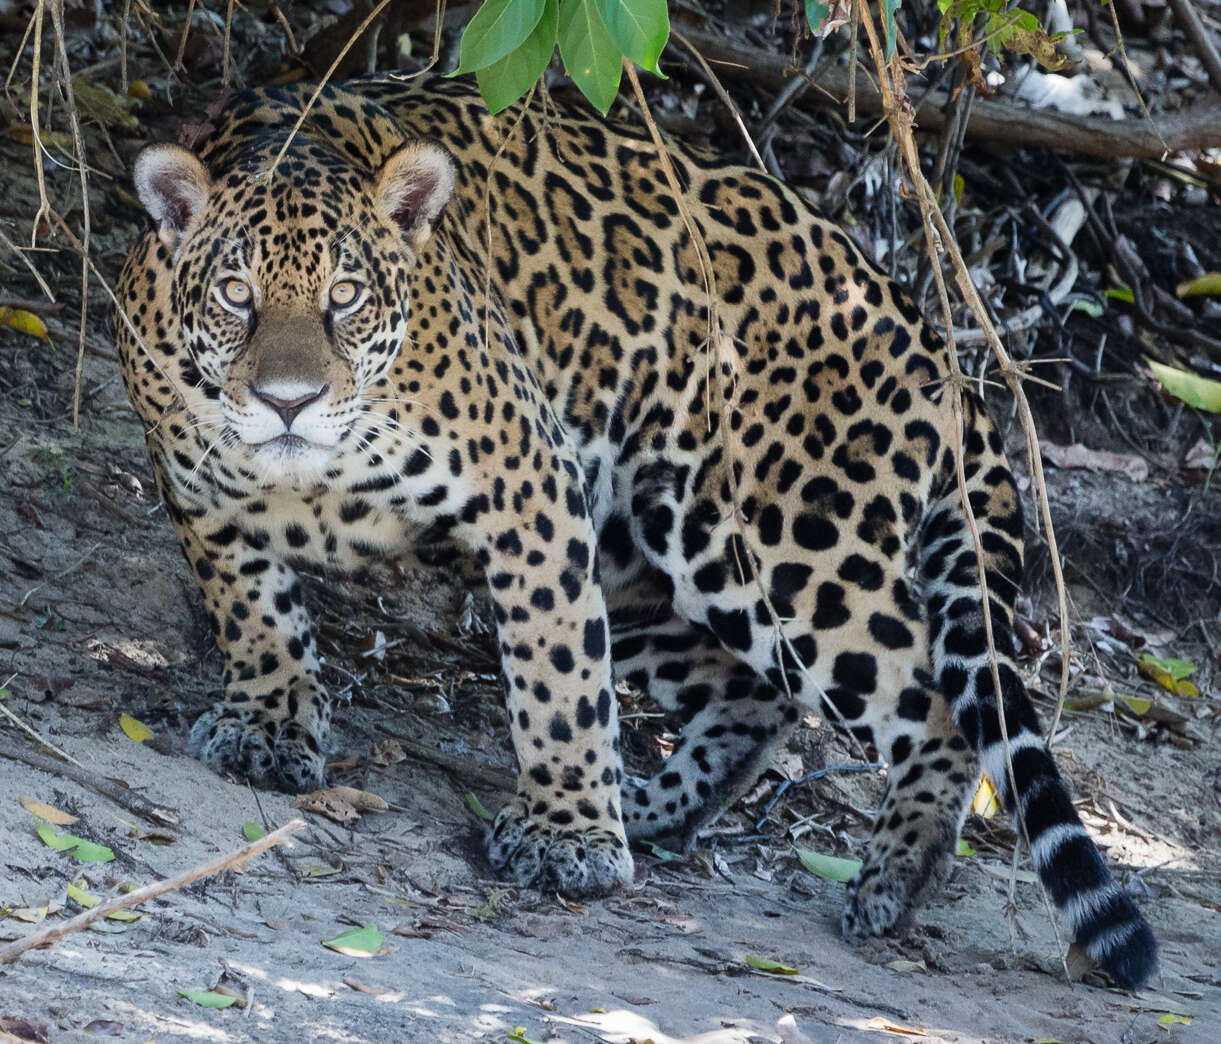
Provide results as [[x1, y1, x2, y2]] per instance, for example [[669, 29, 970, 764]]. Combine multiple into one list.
[[462, 485, 633, 896], [170, 501, 330, 792]]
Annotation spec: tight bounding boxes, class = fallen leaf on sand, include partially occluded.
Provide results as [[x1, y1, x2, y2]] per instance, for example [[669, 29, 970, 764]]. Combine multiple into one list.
[[1040, 441, 1148, 482], [295, 786, 389, 824], [20, 795, 78, 825]]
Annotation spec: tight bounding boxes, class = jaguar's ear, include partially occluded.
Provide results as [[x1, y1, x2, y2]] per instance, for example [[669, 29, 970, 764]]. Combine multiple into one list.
[[373, 142, 455, 250], [133, 143, 211, 254]]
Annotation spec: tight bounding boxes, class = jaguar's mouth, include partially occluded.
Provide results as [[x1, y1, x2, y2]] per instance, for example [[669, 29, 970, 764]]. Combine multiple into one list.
[[250, 432, 335, 486], [256, 433, 309, 453]]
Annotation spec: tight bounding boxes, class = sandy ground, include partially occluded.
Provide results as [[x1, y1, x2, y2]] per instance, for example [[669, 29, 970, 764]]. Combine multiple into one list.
[[0, 298, 1218, 1044], [0, 117, 1217, 1043]]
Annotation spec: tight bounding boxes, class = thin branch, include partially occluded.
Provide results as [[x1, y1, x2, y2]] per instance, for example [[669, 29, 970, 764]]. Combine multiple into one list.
[[258, 0, 394, 180], [678, 26, 1221, 159], [0, 735, 180, 828], [673, 30, 766, 171], [0, 819, 306, 965], [854, 0, 1071, 976], [1167, 0, 1221, 96]]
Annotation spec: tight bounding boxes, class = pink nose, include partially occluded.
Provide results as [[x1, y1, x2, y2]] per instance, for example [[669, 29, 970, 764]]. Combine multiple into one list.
[[249, 384, 328, 430]]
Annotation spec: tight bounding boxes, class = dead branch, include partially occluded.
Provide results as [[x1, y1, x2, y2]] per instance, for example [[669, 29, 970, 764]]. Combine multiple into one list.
[[1167, 0, 1221, 104], [374, 725, 516, 792], [0, 736, 181, 828], [0, 818, 306, 965], [0, 296, 62, 313], [678, 26, 1221, 159]]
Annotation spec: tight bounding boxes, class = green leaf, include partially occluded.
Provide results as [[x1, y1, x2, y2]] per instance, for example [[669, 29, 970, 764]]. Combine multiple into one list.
[[883, 0, 903, 60], [1177, 273, 1221, 298], [635, 838, 681, 861], [804, 1, 830, 32], [1145, 358, 1221, 413], [36, 823, 115, 863], [322, 923, 385, 957], [955, 838, 976, 857], [1104, 286, 1135, 303], [464, 792, 494, 821], [596, 0, 669, 77], [508, 1029, 545, 1044], [242, 821, 265, 842], [178, 990, 238, 1009], [119, 712, 154, 744], [558, 0, 622, 115], [475, 0, 558, 114], [746, 954, 801, 975], [795, 848, 862, 882], [67, 880, 100, 908], [1067, 297, 1104, 318], [453, 0, 546, 75], [1139, 653, 1197, 681]]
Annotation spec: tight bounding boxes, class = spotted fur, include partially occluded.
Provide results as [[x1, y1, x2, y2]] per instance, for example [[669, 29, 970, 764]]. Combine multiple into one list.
[[116, 75, 1155, 985]]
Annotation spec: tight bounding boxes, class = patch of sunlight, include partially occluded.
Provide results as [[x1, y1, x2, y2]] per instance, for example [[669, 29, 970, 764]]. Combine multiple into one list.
[[103, 1001, 232, 1042], [272, 976, 336, 999], [565, 1008, 774, 1044], [86, 637, 170, 668]]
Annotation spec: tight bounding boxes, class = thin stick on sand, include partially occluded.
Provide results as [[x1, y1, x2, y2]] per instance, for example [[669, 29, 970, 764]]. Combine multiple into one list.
[[0, 818, 307, 965]]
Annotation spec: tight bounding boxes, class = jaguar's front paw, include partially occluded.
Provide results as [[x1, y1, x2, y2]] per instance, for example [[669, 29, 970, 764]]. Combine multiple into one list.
[[189, 700, 328, 793], [841, 866, 912, 938], [486, 797, 634, 896]]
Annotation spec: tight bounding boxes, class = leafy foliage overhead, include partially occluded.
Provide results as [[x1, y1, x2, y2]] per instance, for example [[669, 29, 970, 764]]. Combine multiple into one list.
[[454, 0, 669, 114]]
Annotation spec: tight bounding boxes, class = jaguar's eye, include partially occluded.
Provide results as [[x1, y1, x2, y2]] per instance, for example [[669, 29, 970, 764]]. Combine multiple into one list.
[[220, 278, 253, 308], [329, 280, 361, 308]]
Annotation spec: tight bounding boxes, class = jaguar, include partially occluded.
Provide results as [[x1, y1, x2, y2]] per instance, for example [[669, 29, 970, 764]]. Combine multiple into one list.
[[116, 73, 1155, 987]]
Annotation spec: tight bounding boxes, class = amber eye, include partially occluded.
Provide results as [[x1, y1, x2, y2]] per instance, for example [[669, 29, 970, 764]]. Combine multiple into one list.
[[329, 280, 361, 308], [220, 278, 252, 308]]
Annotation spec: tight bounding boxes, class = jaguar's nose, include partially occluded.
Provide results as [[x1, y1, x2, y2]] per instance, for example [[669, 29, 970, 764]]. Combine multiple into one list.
[[250, 383, 329, 431]]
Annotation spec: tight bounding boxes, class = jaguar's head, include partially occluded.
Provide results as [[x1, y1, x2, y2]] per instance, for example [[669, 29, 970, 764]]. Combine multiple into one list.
[[133, 132, 454, 483]]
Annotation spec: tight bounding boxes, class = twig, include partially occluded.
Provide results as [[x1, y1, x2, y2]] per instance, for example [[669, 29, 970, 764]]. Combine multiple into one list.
[[0, 295, 62, 312], [621, 60, 874, 769], [46, 0, 90, 430], [222, 0, 236, 88], [848, 0, 860, 124], [173, 0, 198, 75], [0, 819, 306, 965], [0, 227, 56, 300], [19, 541, 102, 608], [0, 678, 85, 769], [26, 0, 49, 244], [854, 0, 1071, 978], [0, 734, 180, 827], [374, 725, 515, 791], [1167, 0, 1221, 96], [258, 0, 394, 180], [757, 40, 823, 134], [673, 30, 765, 171], [678, 26, 1221, 159], [1103, 0, 1169, 156]]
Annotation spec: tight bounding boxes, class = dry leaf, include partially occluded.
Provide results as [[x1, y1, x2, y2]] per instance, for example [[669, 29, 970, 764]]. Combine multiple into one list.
[[370, 738, 405, 766], [0, 306, 49, 340], [1040, 441, 1149, 483], [971, 773, 1000, 818], [295, 786, 387, 824], [865, 1016, 928, 1036], [1182, 437, 1216, 471], [20, 795, 78, 825]]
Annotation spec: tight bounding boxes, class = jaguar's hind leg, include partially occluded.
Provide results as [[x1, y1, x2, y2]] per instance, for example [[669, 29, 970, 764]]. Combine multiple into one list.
[[610, 604, 799, 847], [842, 686, 978, 937]]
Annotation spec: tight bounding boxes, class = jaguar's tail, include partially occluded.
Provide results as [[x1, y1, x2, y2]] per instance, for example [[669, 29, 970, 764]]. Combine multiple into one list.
[[920, 395, 1156, 989]]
